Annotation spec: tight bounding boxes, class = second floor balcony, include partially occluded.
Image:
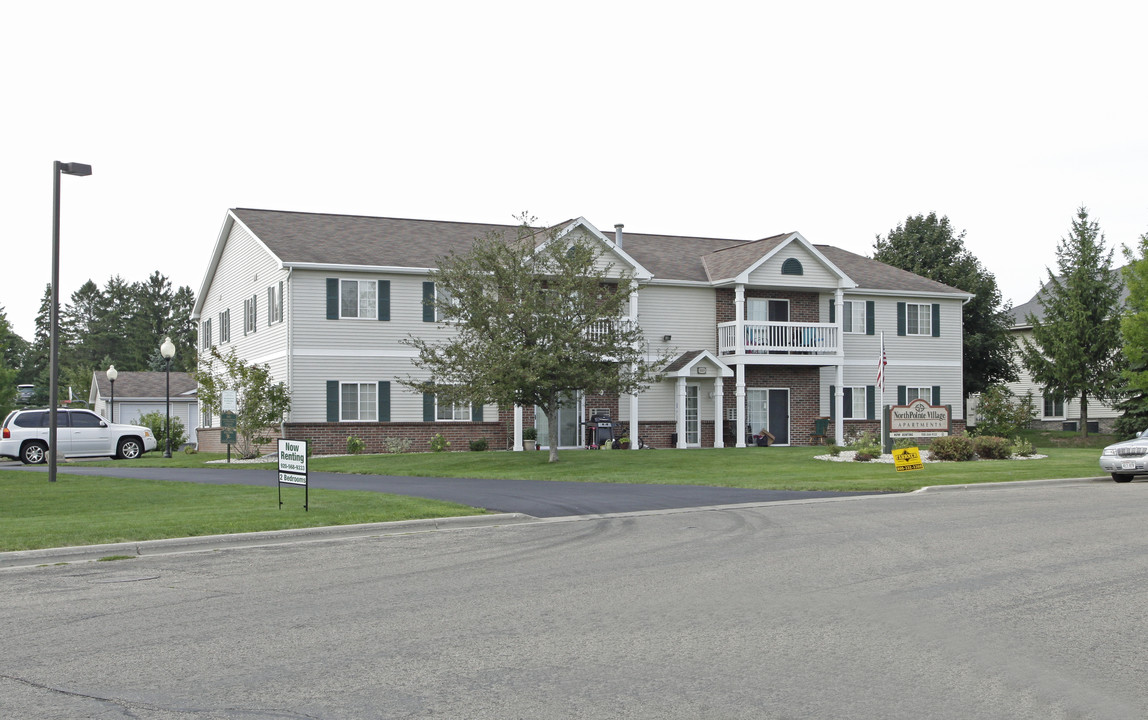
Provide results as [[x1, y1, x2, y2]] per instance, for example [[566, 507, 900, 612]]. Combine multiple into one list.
[[718, 320, 839, 357]]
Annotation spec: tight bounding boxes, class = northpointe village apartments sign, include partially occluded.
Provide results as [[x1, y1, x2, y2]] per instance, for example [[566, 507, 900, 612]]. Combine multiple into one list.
[[887, 398, 952, 438]]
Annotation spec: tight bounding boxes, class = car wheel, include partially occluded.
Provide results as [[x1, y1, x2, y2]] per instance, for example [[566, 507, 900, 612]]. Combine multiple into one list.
[[21, 441, 48, 465], [1112, 473, 1134, 483], [117, 437, 143, 460]]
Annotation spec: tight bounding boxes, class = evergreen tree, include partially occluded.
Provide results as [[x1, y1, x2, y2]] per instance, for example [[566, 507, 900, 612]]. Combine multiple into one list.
[[874, 212, 1016, 398], [1020, 207, 1124, 437], [0, 304, 20, 414], [1116, 231, 1148, 438]]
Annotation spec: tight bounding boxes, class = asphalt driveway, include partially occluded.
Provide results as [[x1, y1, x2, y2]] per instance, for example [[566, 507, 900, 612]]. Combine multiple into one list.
[[11, 464, 886, 517]]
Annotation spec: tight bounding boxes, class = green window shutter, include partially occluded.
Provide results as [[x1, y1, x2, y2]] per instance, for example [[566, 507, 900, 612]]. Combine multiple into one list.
[[472, 403, 483, 422], [829, 299, 835, 323], [326, 381, 339, 422], [897, 386, 906, 405], [866, 301, 875, 335], [326, 279, 339, 320], [378, 381, 390, 422], [931, 303, 941, 337], [932, 386, 941, 405], [423, 390, 435, 421], [279, 280, 284, 323], [866, 385, 876, 420], [250, 295, 257, 333], [423, 282, 436, 322], [897, 302, 906, 336], [378, 280, 390, 321], [267, 286, 273, 326], [829, 385, 836, 420]]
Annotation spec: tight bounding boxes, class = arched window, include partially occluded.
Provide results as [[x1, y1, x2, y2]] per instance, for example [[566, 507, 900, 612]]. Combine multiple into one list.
[[781, 258, 804, 275]]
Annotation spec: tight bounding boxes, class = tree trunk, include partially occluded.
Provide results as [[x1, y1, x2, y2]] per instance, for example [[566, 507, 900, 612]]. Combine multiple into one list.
[[546, 394, 560, 463], [1080, 392, 1089, 438]]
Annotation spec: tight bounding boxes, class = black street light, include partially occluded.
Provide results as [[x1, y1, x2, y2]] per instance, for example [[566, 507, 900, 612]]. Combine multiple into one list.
[[161, 336, 175, 458], [49, 161, 92, 483], [106, 365, 117, 423]]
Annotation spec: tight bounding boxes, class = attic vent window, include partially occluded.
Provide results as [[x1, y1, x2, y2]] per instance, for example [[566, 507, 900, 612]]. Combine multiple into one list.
[[781, 258, 804, 276]]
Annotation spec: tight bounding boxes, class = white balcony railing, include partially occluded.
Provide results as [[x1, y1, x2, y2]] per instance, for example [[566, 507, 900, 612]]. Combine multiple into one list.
[[717, 320, 839, 355]]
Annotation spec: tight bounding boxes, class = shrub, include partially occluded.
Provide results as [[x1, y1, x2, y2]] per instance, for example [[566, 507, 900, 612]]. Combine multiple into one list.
[[522, 427, 537, 441], [346, 435, 366, 455], [382, 437, 412, 454], [468, 437, 489, 452], [136, 411, 188, 452], [972, 435, 1012, 460], [183, 445, 198, 455], [827, 444, 843, 457], [429, 433, 450, 452], [973, 385, 1037, 437], [847, 430, 881, 459], [929, 434, 976, 461], [1010, 436, 1036, 457], [853, 452, 877, 462]]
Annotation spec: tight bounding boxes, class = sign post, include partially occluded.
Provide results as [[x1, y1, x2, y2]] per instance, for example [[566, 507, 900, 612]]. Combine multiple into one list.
[[220, 390, 238, 463], [277, 438, 309, 511]]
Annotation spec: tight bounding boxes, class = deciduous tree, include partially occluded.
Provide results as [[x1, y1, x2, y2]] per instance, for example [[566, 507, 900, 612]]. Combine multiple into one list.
[[196, 346, 291, 458], [402, 216, 669, 462]]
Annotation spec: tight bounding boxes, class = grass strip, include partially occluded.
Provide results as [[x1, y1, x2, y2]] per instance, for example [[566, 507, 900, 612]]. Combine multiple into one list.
[[0, 471, 485, 552]]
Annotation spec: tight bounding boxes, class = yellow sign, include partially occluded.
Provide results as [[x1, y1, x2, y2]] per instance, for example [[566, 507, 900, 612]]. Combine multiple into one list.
[[893, 447, 924, 472]]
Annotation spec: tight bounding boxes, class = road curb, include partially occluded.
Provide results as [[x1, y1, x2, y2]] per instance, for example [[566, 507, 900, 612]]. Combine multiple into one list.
[[0, 512, 534, 570], [913, 476, 1111, 493]]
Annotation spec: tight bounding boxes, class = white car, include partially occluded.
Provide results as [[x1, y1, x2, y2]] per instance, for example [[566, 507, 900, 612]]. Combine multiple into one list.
[[1099, 428, 1148, 482], [0, 408, 158, 464]]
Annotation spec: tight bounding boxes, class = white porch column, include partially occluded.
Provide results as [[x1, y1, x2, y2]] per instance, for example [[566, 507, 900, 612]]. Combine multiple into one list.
[[676, 376, 687, 449], [513, 404, 523, 451], [735, 284, 746, 355], [713, 376, 725, 448], [834, 287, 845, 445], [735, 363, 746, 448]]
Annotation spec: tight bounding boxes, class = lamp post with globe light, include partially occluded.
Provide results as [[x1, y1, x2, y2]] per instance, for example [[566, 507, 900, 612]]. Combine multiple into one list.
[[161, 337, 175, 458], [106, 365, 117, 423]]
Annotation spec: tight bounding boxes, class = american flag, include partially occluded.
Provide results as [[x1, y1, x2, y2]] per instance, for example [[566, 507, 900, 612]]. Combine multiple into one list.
[[876, 335, 887, 391]]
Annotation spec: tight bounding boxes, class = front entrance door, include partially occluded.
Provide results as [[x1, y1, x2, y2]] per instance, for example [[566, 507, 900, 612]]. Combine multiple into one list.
[[747, 388, 790, 445], [536, 392, 583, 449]]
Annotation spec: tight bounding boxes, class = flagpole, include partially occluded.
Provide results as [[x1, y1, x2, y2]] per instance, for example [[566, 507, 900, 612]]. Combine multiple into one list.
[[879, 331, 885, 454]]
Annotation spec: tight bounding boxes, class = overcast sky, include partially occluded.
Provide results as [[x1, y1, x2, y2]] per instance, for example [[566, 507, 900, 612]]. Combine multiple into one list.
[[4, 1, 1145, 341]]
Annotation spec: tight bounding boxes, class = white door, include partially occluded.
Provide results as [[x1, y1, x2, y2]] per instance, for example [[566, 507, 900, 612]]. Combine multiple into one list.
[[686, 385, 700, 445]]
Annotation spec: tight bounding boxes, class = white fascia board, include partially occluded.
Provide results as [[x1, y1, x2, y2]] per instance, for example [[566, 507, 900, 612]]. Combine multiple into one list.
[[843, 288, 975, 301], [665, 350, 735, 378], [106, 396, 198, 403], [646, 278, 717, 288], [734, 233, 857, 288], [548, 217, 654, 281], [283, 262, 435, 275], [192, 210, 287, 320]]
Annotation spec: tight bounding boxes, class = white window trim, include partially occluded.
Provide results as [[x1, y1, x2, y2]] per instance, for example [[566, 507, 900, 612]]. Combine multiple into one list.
[[747, 298, 790, 322], [201, 318, 212, 350], [435, 397, 471, 421], [244, 296, 257, 335], [218, 309, 230, 344], [843, 301, 866, 334], [339, 381, 378, 422], [906, 387, 933, 404], [1042, 390, 1065, 419], [339, 279, 377, 320], [905, 303, 932, 336], [844, 386, 867, 419], [267, 284, 283, 325]]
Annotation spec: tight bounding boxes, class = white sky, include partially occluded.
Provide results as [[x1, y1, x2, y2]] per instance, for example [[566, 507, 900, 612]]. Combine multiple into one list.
[[4, 1, 1146, 340]]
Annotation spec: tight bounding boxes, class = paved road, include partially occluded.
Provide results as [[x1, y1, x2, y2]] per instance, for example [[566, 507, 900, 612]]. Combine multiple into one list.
[[4, 478, 1145, 719], [14, 463, 885, 517]]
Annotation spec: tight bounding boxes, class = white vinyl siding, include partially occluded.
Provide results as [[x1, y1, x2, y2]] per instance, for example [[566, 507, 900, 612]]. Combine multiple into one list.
[[637, 285, 717, 353], [747, 242, 838, 288]]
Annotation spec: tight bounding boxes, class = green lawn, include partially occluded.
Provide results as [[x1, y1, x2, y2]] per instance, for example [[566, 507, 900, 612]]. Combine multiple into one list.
[[0, 471, 485, 552]]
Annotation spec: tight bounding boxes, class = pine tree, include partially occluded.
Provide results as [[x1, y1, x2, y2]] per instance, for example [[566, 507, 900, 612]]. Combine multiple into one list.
[[1116, 231, 1148, 438], [1020, 207, 1124, 437]]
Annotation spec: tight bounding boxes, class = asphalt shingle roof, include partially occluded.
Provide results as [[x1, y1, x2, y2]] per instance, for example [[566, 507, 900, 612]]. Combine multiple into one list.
[[230, 208, 969, 296], [94, 371, 197, 399]]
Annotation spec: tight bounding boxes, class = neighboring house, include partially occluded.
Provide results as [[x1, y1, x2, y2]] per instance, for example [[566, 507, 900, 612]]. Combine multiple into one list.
[[981, 276, 1129, 433], [191, 209, 972, 454], [88, 371, 199, 445]]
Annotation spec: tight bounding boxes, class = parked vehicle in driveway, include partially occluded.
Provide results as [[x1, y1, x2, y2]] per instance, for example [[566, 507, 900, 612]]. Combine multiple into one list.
[[1099, 429, 1148, 482], [0, 408, 157, 464]]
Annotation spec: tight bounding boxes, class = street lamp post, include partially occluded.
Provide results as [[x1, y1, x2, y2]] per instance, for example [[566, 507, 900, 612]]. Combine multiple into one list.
[[161, 337, 175, 458], [49, 161, 92, 483], [161, 337, 176, 457], [106, 365, 117, 423]]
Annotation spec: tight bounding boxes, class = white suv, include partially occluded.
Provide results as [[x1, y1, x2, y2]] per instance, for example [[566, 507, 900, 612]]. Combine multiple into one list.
[[0, 408, 158, 464]]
